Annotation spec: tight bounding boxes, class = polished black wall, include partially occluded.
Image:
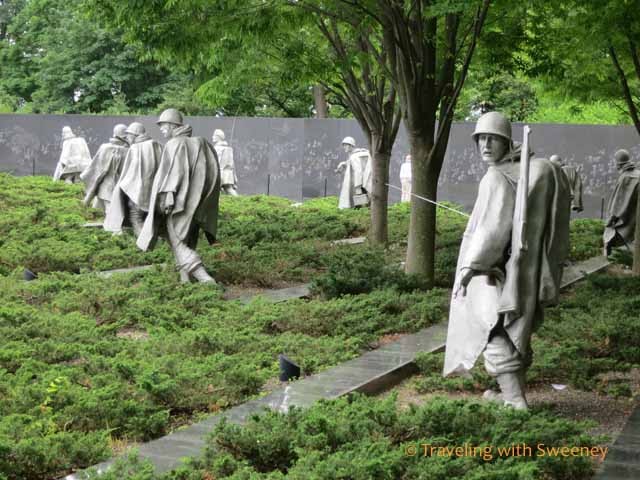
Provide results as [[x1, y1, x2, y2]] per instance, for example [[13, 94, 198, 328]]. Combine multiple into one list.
[[1, 113, 638, 218]]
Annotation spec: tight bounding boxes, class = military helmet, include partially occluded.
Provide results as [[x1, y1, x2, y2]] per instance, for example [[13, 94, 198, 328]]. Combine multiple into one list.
[[113, 124, 128, 140], [157, 108, 184, 126], [125, 122, 146, 137], [62, 126, 75, 140], [213, 129, 225, 141], [615, 149, 630, 166], [549, 154, 562, 165], [472, 112, 512, 143], [341, 136, 356, 147]]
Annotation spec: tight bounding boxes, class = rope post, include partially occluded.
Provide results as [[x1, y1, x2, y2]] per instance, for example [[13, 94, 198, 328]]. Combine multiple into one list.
[[600, 197, 605, 220], [267, 174, 271, 196], [323, 178, 327, 197]]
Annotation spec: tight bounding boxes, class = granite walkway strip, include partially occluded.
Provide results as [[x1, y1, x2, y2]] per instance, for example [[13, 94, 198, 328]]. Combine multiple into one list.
[[64, 255, 611, 479], [95, 264, 164, 278], [237, 284, 311, 304], [594, 405, 640, 479], [331, 236, 366, 245], [560, 255, 611, 288]]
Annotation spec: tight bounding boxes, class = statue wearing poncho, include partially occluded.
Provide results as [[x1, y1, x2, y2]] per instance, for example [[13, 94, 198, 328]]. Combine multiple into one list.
[[53, 126, 92, 183], [603, 149, 640, 255], [443, 112, 571, 410], [137, 109, 221, 284], [104, 123, 162, 236], [81, 124, 129, 216]]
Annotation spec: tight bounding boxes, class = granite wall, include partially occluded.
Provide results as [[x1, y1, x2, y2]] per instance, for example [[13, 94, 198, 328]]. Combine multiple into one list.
[[1, 113, 638, 218]]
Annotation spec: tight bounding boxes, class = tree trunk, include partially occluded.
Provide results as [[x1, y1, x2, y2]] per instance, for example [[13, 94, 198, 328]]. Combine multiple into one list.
[[633, 185, 640, 275], [369, 147, 390, 245], [313, 85, 328, 118], [405, 135, 438, 287]]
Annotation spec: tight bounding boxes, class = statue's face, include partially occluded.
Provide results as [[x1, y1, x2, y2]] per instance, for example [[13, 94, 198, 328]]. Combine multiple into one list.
[[342, 144, 353, 154], [125, 133, 136, 144], [159, 123, 176, 139], [478, 134, 508, 164]]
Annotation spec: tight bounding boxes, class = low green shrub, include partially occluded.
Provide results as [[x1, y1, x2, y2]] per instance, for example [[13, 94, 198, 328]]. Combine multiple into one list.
[[0, 268, 447, 479], [85, 394, 601, 479]]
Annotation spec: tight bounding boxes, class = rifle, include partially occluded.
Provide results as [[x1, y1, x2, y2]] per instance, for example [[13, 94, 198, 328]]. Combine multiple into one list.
[[513, 125, 531, 253], [498, 125, 531, 320]]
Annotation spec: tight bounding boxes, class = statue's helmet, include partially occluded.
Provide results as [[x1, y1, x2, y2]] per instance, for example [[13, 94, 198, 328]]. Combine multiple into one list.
[[213, 129, 225, 140], [113, 124, 128, 140], [125, 122, 146, 137], [472, 111, 512, 143], [62, 126, 75, 140], [615, 149, 630, 166], [341, 136, 356, 147], [156, 108, 184, 126], [549, 154, 562, 165]]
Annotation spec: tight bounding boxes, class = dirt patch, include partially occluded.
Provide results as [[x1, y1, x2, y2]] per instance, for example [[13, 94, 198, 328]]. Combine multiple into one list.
[[382, 375, 639, 444], [115, 327, 149, 341]]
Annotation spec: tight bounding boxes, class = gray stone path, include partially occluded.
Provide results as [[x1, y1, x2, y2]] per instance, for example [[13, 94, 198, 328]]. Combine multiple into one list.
[[95, 264, 163, 278], [63, 255, 612, 479], [560, 256, 610, 288], [237, 284, 311, 304], [331, 236, 366, 245], [594, 405, 640, 479]]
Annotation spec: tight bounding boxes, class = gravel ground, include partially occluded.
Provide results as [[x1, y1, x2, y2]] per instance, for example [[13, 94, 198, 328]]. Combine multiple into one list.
[[384, 368, 640, 444]]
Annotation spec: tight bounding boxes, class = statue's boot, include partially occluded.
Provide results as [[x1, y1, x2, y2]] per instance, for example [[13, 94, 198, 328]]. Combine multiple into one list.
[[482, 389, 503, 402], [497, 372, 528, 410], [179, 270, 191, 284], [191, 266, 217, 284]]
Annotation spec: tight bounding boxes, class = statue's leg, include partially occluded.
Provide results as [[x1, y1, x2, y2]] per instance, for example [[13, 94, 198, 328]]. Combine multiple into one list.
[[222, 185, 239, 196], [127, 200, 146, 237], [483, 327, 528, 410], [166, 220, 215, 283]]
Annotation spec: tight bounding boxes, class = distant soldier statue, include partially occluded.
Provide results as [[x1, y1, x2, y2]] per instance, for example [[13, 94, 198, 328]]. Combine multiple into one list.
[[550, 155, 583, 212], [603, 149, 640, 256], [53, 126, 92, 183], [104, 122, 162, 236], [81, 124, 129, 216], [336, 136, 372, 209], [400, 154, 412, 203], [212, 129, 239, 196], [443, 112, 571, 410], [137, 108, 221, 284]]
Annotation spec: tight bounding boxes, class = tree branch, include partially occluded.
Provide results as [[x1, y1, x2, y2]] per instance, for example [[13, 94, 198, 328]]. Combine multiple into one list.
[[609, 44, 640, 135]]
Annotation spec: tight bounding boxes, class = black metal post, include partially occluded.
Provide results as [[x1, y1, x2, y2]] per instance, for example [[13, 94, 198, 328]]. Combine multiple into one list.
[[267, 174, 271, 196], [600, 197, 605, 220], [323, 178, 327, 197]]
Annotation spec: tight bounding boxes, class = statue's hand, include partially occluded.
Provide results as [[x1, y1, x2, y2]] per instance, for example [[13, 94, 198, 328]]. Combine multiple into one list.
[[159, 192, 174, 215], [454, 268, 475, 298], [335, 161, 346, 173]]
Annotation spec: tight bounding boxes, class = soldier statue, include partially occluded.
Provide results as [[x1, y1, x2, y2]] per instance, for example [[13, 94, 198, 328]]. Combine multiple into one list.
[[212, 129, 239, 196], [603, 149, 640, 256], [104, 122, 162, 236], [550, 155, 583, 212], [53, 126, 92, 183], [81, 124, 129, 216], [400, 154, 412, 203], [443, 112, 571, 410], [137, 109, 221, 284], [336, 136, 372, 209]]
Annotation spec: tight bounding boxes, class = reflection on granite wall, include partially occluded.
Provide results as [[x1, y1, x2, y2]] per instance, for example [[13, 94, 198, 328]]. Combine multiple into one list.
[[1, 114, 638, 218]]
